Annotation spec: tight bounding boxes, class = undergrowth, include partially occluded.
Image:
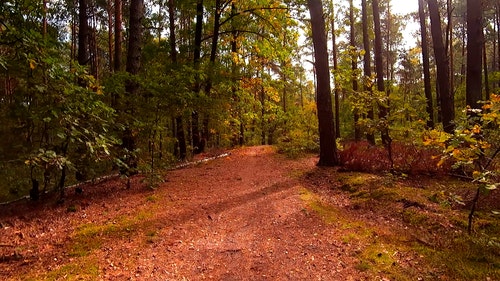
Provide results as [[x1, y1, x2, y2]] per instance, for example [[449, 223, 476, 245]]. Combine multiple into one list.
[[338, 141, 450, 175], [301, 170, 500, 280]]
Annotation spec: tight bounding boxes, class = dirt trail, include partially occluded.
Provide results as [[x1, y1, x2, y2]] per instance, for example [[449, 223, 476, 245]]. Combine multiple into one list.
[[0, 146, 374, 280]]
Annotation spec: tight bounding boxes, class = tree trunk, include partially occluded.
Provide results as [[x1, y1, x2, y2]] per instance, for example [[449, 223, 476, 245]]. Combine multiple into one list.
[[361, 0, 375, 144], [372, 0, 391, 145], [349, 0, 360, 141], [107, 0, 113, 72], [330, 2, 340, 139], [447, 0, 454, 102], [43, 0, 47, 37], [201, 0, 224, 152], [192, 0, 204, 154], [114, 0, 122, 72], [496, 3, 500, 89], [418, 0, 434, 128], [231, 3, 244, 146], [307, 0, 338, 166], [428, 0, 454, 133], [126, 0, 143, 77], [168, 0, 186, 159], [122, 0, 144, 175], [484, 34, 490, 101], [78, 0, 90, 67], [466, 0, 483, 113]]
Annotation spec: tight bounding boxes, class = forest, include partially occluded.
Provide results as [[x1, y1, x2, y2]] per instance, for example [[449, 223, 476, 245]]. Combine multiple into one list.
[[0, 0, 499, 279]]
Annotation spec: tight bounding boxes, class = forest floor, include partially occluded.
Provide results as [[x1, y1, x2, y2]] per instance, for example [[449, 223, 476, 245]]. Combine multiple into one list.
[[0, 145, 499, 280]]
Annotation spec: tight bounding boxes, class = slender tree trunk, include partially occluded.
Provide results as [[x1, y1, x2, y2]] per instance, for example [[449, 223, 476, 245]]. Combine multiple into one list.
[[78, 0, 90, 67], [484, 35, 490, 100], [201, 0, 224, 152], [168, 0, 186, 159], [447, 0, 454, 102], [428, 0, 454, 133], [168, 0, 177, 64], [419, 0, 434, 128], [260, 75, 266, 145], [114, 0, 122, 72], [466, 0, 483, 113], [230, 3, 244, 146], [43, 0, 47, 37], [307, 0, 338, 166], [330, 2, 340, 139], [192, 0, 203, 154], [107, 0, 113, 72], [361, 0, 375, 144], [71, 4, 77, 63], [496, 3, 500, 89], [372, 0, 391, 146], [349, 0, 360, 141]]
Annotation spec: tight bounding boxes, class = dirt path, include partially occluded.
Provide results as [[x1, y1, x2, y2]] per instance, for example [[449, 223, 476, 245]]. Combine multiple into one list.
[[0, 146, 374, 280], [3, 146, 498, 280]]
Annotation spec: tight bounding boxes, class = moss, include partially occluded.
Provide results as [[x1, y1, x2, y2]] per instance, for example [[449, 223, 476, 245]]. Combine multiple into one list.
[[299, 188, 340, 224], [44, 261, 100, 280], [401, 209, 429, 225], [146, 194, 159, 202], [412, 236, 500, 280]]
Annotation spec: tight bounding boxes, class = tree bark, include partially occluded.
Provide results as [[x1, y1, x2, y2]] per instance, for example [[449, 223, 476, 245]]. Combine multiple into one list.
[[484, 33, 490, 101], [307, 0, 338, 166], [330, 2, 340, 139], [231, 3, 244, 146], [372, 0, 391, 145], [122, 0, 144, 175], [349, 0, 360, 141], [201, 0, 224, 152], [466, 0, 484, 112], [361, 0, 375, 144], [428, 0, 454, 133], [114, 0, 122, 72], [78, 0, 90, 67], [418, 0, 434, 128], [446, 0, 454, 103], [168, 0, 186, 159], [192, 0, 204, 154], [107, 0, 113, 72]]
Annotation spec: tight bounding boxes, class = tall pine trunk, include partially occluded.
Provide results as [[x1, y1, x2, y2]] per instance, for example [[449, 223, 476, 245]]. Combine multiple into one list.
[[330, 2, 340, 139], [201, 0, 223, 152], [361, 0, 375, 144], [192, 0, 204, 154], [428, 0, 454, 133], [349, 0, 360, 141], [122, 0, 144, 181], [168, 0, 186, 160], [466, 0, 483, 112], [307, 0, 338, 166], [418, 0, 434, 128], [78, 0, 90, 67], [114, 0, 122, 72], [372, 0, 391, 146]]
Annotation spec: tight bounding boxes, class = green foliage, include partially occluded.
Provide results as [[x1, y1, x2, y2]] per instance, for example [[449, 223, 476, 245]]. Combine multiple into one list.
[[424, 94, 500, 189], [424, 95, 500, 232], [277, 101, 319, 157]]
